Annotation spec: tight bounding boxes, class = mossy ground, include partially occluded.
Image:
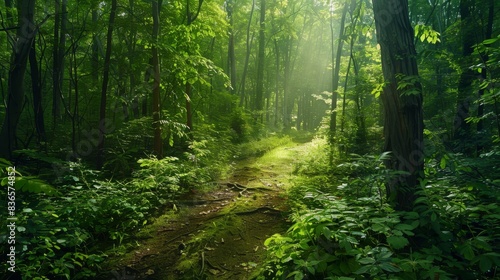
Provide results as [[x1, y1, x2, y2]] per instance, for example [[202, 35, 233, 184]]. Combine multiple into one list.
[[99, 138, 317, 279]]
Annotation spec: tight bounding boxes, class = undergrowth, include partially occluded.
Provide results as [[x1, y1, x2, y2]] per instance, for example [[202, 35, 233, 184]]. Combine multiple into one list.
[[260, 137, 500, 280], [0, 133, 235, 279], [237, 135, 294, 159], [0, 131, 294, 279]]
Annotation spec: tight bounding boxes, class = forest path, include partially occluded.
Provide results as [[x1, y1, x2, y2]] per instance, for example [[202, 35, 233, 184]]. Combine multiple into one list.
[[103, 139, 313, 280]]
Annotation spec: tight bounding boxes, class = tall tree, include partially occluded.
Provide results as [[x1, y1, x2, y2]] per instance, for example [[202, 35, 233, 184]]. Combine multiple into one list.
[[52, 0, 67, 126], [29, 36, 46, 143], [96, 0, 118, 168], [255, 0, 266, 116], [329, 1, 348, 142], [91, 5, 99, 83], [476, 0, 494, 149], [152, 0, 163, 157], [226, 0, 237, 95], [185, 0, 204, 131], [373, 0, 424, 211], [238, 0, 255, 106], [0, 0, 37, 158], [453, 0, 475, 145]]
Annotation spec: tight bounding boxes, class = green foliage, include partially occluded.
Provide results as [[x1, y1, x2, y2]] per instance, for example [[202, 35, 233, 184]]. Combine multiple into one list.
[[396, 74, 422, 96], [259, 192, 421, 280], [0, 149, 219, 278], [0, 158, 59, 196], [414, 24, 441, 44], [260, 140, 500, 279], [237, 135, 294, 159]]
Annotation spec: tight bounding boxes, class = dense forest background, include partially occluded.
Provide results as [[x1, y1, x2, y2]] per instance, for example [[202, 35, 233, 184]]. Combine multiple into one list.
[[1, 0, 500, 279]]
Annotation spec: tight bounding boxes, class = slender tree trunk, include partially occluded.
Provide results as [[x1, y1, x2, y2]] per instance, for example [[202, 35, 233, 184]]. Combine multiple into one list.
[[0, 0, 36, 158], [453, 0, 475, 145], [476, 0, 493, 152], [283, 40, 291, 130], [91, 7, 99, 83], [329, 2, 348, 143], [96, 0, 117, 168], [255, 0, 266, 116], [142, 58, 152, 117], [185, 0, 204, 131], [29, 38, 46, 143], [238, 0, 255, 106], [341, 0, 359, 133], [59, 0, 67, 121], [340, 55, 351, 133], [70, 40, 79, 153], [226, 0, 237, 95], [152, 0, 163, 157], [52, 0, 61, 125], [274, 39, 280, 127], [128, 0, 140, 119], [373, 0, 424, 211]]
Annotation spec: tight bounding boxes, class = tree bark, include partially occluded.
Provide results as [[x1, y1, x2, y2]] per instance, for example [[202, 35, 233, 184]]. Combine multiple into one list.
[[185, 0, 204, 131], [29, 38, 46, 143], [91, 7, 99, 83], [453, 0, 475, 145], [0, 0, 36, 158], [373, 0, 424, 211], [152, 0, 163, 158], [273, 39, 280, 127], [96, 0, 117, 168], [238, 0, 255, 107], [255, 0, 266, 115], [329, 1, 348, 142], [52, 0, 61, 125], [476, 0, 494, 152], [226, 0, 237, 95]]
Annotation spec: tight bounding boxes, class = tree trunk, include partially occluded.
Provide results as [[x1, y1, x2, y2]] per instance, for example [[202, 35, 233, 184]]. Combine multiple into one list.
[[29, 38, 46, 143], [255, 0, 266, 115], [96, 0, 117, 168], [52, 0, 61, 125], [185, 0, 204, 131], [91, 7, 99, 83], [373, 0, 424, 211], [128, 0, 140, 119], [329, 1, 348, 143], [476, 0, 494, 152], [273, 39, 280, 127], [0, 0, 36, 158], [238, 0, 255, 106], [226, 0, 237, 95], [152, 0, 163, 158], [283, 40, 291, 130], [453, 0, 475, 145]]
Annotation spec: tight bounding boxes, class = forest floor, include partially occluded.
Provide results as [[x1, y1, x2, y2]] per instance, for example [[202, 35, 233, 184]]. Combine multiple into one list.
[[100, 139, 314, 280]]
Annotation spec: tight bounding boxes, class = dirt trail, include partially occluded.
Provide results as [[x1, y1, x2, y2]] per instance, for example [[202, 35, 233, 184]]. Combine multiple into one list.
[[101, 141, 310, 280]]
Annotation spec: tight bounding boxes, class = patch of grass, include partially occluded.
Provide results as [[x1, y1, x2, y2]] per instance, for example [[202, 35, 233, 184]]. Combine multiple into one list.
[[237, 135, 294, 159]]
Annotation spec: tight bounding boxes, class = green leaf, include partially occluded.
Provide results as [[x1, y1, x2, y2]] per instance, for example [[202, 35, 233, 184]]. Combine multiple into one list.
[[354, 265, 371, 274], [358, 257, 375, 265], [483, 37, 499, 45], [431, 212, 437, 222], [440, 156, 447, 169], [387, 236, 409, 249], [479, 255, 492, 272], [379, 262, 401, 272], [459, 243, 475, 260]]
